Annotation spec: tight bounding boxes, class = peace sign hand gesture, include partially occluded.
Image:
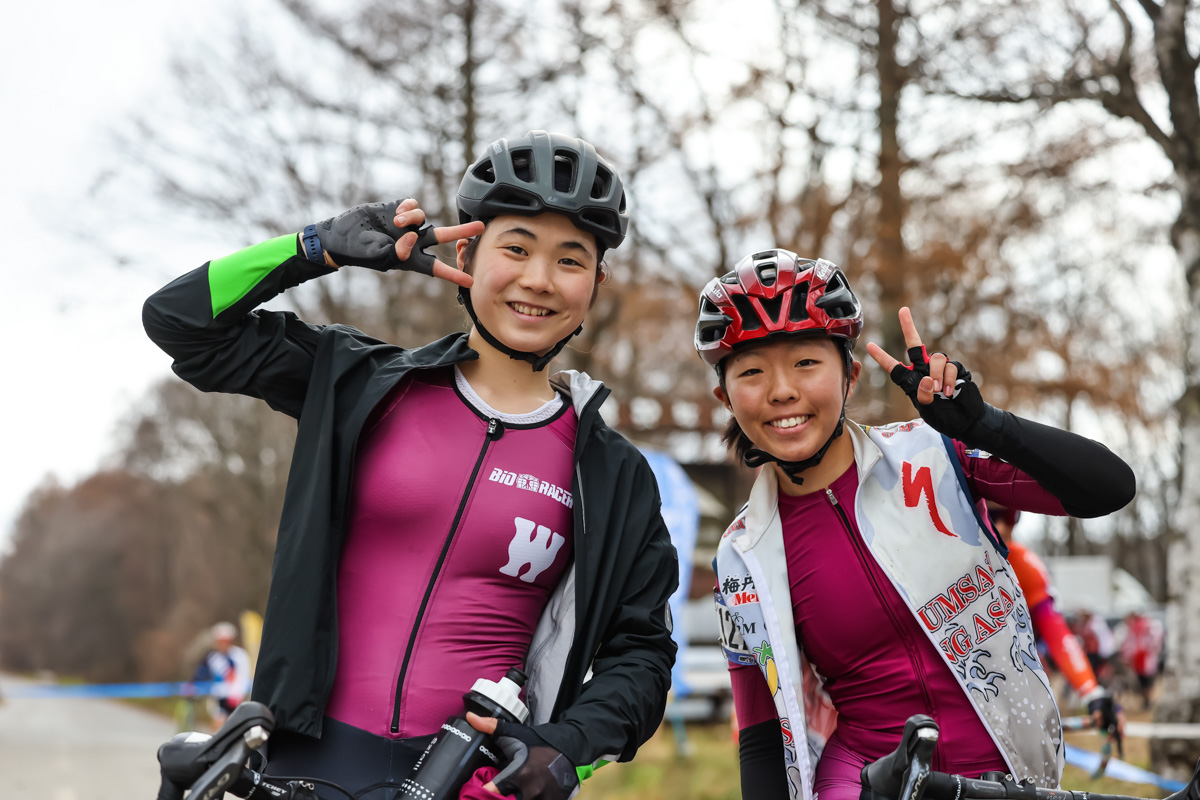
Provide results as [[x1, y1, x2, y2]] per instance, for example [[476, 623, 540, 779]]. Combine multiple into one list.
[[865, 307, 1002, 446], [313, 199, 483, 288], [865, 307, 963, 404]]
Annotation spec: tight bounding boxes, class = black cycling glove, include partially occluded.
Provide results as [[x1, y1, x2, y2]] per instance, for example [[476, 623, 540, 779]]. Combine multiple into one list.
[[491, 721, 578, 800], [312, 200, 438, 275], [1087, 691, 1124, 758], [888, 346, 1007, 451]]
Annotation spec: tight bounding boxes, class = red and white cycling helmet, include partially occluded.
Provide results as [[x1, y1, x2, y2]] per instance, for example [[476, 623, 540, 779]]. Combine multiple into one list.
[[695, 248, 863, 368]]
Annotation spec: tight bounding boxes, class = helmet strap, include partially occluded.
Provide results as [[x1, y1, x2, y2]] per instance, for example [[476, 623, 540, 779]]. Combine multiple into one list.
[[457, 288, 580, 372]]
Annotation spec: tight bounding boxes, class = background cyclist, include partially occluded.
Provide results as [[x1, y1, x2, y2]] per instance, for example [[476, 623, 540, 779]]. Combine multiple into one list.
[[1115, 610, 1164, 711], [695, 249, 1136, 800], [985, 504, 1123, 748], [190, 621, 253, 730], [144, 131, 678, 800]]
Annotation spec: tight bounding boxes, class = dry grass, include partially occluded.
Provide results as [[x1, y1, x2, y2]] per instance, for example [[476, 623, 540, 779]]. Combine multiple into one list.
[[582, 710, 1174, 799], [583, 722, 741, 800]]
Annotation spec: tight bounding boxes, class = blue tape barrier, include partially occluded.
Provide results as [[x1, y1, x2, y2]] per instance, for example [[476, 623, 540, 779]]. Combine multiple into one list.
[[2, 681, 225, 699], [1064, 743, 1186, 792]]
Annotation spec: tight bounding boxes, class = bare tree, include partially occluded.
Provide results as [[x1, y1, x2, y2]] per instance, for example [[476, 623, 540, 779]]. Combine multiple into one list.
[[904, 0, 1198, 771], [0, 472, 178, 682]]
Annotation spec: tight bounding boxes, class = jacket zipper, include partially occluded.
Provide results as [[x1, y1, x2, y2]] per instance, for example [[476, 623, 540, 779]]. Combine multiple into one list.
[[390, 417, 504, 733], [824, 487, 938, 759], [574, 462, 587, 535]]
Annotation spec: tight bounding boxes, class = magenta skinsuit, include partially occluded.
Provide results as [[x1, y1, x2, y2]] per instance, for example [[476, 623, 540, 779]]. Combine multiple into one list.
[[324, 369, 577, 738], [732, 443, 1067, 799]]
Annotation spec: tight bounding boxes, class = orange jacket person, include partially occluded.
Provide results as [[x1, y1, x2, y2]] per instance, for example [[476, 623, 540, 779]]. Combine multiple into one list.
[[985, 503, 1121, 741]]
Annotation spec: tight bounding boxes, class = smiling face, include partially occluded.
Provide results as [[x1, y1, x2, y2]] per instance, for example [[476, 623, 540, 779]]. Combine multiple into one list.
[[715, 335, 860, 490], [458, 212, 601, 358]]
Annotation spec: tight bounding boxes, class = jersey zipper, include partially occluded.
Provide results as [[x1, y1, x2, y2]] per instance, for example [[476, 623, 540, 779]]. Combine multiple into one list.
[[390, 417, 504, 733], [824, 486, 939, 762]]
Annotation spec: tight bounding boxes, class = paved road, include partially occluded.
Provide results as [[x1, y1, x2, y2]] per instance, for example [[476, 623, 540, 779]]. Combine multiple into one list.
[[0, 673, 177, 800]]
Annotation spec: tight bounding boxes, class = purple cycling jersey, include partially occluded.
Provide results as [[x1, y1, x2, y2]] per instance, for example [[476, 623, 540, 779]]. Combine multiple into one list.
[[325, 368, 576, 738], [732, 442, 1067, 793]]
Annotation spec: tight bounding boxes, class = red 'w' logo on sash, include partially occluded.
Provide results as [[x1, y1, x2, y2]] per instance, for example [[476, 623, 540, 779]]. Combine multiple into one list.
[[902, 462, 956, 537]]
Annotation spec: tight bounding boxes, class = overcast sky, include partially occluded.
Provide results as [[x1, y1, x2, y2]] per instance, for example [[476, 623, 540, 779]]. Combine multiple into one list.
[[0, 2, 231, 545]]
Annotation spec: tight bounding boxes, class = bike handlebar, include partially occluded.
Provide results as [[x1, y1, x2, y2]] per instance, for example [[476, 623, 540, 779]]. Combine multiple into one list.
[[156, 701, 279, 799], [155, 701, 356, 799], [860, 715, 1200, 800]]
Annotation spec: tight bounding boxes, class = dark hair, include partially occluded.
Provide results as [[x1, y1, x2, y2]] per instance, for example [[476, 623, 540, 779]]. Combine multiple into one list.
[[719, 336, 854, 463]]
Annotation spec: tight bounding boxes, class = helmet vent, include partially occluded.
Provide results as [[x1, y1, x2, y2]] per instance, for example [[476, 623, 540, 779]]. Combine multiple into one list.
[[492, 188, 539, 210], [815, 274, 861, 319], [590, 166, 612, 200], [730, 295, 762, 331], [553, 150, 579, 192], [696, 303, 729, 344], [581, 208, 617, 232], [789, 281, 811, 322], [472, 161, 497, 184], [720, 273, 739, 285], [756, 262, 778, 287], [758, 294, 784, 323], [510, 149, 535, 183]]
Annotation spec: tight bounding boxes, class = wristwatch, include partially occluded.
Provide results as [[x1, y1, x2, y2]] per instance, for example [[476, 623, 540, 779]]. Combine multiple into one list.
[[301, 224, 325, 264]]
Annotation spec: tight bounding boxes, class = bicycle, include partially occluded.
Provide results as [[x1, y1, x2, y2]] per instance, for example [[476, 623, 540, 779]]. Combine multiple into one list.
[[156, 700, 490, 800], [157, 701, 323, 800], [860, 714, 1200, 800]]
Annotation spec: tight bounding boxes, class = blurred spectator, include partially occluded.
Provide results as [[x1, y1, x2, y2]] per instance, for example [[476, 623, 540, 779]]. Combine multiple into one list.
[[1115, 610, 1164, 709], [985, 503, 1110, 715], [1073, 608, 1118, 686], [193, 621, 252, 728]]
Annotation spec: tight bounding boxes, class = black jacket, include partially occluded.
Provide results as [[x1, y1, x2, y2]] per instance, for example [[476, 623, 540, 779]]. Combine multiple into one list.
[[143, 238, 678, 765]]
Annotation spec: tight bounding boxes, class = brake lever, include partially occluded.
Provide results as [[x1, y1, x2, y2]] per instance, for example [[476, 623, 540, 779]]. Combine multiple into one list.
[[186, 724, 270, 800], [863, 715, 940, 800], [897, 727, 938, 800]]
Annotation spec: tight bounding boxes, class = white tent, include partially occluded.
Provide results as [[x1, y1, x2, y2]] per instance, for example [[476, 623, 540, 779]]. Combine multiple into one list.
[[1044, 555, 1158, 617]]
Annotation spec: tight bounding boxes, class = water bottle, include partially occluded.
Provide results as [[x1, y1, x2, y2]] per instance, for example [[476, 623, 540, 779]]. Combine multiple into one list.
[[397, 667, 530, 800]]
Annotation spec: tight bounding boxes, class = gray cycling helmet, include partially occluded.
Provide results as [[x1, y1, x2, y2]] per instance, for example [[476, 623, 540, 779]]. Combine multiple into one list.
[[457, 131, 628, 251]]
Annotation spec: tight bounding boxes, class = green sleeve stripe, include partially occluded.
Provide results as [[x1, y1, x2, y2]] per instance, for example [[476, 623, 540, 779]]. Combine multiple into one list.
[[208, 234, 298, 318], [576, 760, 610, 782]]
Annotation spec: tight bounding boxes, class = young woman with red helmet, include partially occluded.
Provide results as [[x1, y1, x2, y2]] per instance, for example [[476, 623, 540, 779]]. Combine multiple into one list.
[[696, 249, 1135, 800]]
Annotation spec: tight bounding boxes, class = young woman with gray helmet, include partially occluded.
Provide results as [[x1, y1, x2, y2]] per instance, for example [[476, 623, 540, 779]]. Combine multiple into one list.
[[695, 248, 1135, 800], [144, 131, 677, 799]]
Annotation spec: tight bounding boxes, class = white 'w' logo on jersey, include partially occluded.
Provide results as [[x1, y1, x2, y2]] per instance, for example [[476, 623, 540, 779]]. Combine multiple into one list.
[[500, 517, 566, 583]]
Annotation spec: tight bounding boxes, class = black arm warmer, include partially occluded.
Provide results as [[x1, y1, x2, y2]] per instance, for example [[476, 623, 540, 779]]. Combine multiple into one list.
[[965, 407, 1136, 518], [739, 719, 791, 800], [888, 347, 1136, 518]]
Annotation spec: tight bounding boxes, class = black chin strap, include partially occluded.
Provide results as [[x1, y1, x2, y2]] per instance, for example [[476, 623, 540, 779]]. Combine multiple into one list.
[[457, 288, 581, 372], [743, 376, 852, 486]]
